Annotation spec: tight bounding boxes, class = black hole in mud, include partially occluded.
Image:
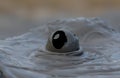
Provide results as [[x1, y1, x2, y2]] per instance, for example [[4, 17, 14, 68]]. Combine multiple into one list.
[[52, 31, 67, 49]]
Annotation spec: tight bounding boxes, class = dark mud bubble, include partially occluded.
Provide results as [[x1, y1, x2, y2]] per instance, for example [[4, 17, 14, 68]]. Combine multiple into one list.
[[52, 31, 67, 49], [46, 29, 83, 55]]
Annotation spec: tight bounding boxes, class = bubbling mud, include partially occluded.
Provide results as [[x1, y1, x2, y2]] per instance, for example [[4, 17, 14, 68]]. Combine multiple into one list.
[[46, 29, 80, 53], [0, 17, 120, 78]]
